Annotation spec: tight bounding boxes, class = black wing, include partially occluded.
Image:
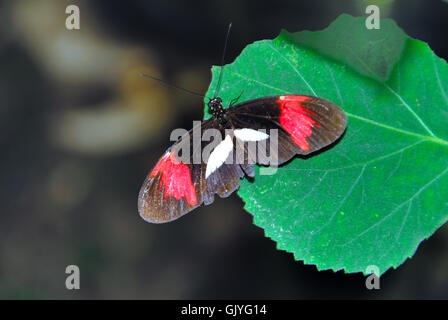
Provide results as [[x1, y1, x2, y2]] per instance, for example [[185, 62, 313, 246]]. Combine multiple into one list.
[[227, 94, 347, 165]]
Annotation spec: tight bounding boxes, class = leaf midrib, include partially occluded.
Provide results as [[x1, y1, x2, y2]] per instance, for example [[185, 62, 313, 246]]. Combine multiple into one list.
[[223, 69, 448, 147]]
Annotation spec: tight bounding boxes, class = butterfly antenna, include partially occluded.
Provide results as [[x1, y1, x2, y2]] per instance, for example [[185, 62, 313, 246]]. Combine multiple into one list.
[[141, 73, 206, 98], [213, 22, 232, 98]]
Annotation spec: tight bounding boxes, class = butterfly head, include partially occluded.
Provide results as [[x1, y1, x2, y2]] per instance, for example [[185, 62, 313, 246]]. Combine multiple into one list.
[[208, 97, 226, 120]]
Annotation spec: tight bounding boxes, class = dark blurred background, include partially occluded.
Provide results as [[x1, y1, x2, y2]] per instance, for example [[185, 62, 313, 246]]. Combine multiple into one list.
[[0, 0, 447, 299]]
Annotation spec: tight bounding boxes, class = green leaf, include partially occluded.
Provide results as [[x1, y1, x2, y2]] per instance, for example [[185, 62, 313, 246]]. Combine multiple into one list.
[[204, 14, 448, 275], [285, 13, 406, 81]]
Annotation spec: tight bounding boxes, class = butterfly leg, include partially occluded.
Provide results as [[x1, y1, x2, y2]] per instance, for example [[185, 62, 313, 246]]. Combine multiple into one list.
[[229, 90, 245, 107]]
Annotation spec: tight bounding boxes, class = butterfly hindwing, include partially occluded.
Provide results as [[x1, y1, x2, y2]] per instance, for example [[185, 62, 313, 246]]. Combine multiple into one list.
[[138, 119, 245, 223]]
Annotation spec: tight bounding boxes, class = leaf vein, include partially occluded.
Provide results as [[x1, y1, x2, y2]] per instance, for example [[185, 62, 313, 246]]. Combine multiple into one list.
[[313, 165, 366, 236], [282, 140, 423, 173], [325, 62, 344, 106], [340, 165, 448, 247], [267, 43, 317, 96], [433, 55, 448, 105], [299, 172, 328, 204], [384, 83, 436, 137], [339, 42, 435, 137]]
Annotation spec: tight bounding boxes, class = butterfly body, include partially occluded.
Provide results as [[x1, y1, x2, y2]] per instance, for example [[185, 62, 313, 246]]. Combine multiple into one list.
[[139, 94, 347, 223], [208, 97, 227, 124]]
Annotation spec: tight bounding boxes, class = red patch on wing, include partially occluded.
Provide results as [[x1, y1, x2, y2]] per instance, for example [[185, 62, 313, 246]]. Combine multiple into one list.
[[150, 153, 197, 206], [276, 95, 320, 152]]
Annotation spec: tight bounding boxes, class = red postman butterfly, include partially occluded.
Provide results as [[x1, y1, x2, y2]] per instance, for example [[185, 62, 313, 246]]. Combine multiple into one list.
[[138, 94, 347, 223]]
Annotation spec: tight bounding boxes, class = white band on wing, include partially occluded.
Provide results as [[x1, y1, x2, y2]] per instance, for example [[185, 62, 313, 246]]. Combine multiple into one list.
[[234, 128, 269, 141], [205, 135, 234, 179]]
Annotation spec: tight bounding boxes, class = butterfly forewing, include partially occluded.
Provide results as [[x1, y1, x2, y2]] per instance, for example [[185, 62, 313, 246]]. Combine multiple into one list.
[[227, 95, 347, 164]]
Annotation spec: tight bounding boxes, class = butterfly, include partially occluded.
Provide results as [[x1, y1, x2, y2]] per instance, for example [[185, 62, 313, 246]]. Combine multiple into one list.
[[138, 94, 347, 223]]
